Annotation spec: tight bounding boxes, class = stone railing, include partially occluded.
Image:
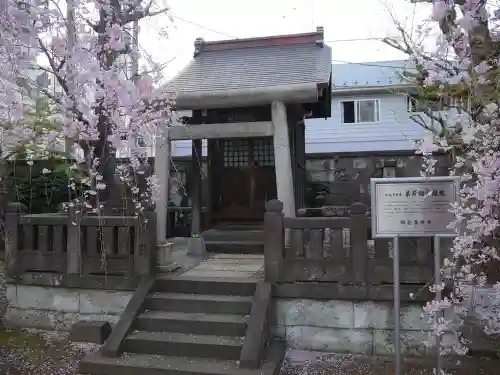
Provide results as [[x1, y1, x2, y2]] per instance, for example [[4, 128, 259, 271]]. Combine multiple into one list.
[[4, 203, 156, 278], [264, 199, 434, 286]]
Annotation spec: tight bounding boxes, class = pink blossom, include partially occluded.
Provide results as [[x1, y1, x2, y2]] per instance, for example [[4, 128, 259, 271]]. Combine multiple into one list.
[[432, 0, 452, 21], [417, 136, 441, 155], [51, 36, 66, 56], [136, 74, 154, 101], [0, 0, 174, 215], [457, 13, 477, 31], [401, 0, 500, 364]]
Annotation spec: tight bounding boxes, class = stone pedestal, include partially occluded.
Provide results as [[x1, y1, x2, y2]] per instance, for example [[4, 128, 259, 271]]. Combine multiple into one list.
[[69, 320, 112, 344], [187, 235, 206, 256], [156, 242, 179, 272]]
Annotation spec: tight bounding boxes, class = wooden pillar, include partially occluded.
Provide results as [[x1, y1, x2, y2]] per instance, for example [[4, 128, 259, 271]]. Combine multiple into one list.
[[294, 120, 306, 209], [187, 139, 206, 255], [206, 139, 216, 229], [191, 139, 202, 234]]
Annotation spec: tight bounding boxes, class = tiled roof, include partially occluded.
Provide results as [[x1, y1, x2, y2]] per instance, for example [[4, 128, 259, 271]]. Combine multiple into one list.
[[331, 60, 415, 89], [163, 29, 332, 95]]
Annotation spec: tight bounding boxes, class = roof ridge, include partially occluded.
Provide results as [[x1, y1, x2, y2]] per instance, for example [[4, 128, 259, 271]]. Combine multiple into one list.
[[193, 27, 325, 56]]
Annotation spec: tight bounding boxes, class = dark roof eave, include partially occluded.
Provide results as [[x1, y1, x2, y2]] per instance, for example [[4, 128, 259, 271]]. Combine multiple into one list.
[[168, 82, 326, 110]]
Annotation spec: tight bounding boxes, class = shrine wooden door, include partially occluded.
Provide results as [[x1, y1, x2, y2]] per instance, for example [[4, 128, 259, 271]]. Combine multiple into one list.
[[212, 137, 277, 222]]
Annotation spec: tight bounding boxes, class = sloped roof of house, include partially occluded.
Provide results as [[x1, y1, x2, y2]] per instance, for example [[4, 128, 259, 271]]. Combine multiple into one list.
[[163, 28, 332, 109], [331, 60, 416, 91]]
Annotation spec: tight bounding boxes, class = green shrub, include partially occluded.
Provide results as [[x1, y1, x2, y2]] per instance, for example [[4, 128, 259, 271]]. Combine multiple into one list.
[[8, 159, 86, 214]]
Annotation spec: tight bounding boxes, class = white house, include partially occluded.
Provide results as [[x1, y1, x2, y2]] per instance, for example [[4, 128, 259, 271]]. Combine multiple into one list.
[[306, 60, 430, 154]]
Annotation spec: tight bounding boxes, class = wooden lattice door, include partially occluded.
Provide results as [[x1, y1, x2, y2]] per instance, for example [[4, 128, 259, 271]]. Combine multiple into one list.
[[214, 137, 276, 221]]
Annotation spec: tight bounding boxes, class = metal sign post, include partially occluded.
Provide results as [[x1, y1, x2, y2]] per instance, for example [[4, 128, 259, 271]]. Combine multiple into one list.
[[432, 233, 457, 374], [393, 234, 401, 375], [370, 177, 460, 375]]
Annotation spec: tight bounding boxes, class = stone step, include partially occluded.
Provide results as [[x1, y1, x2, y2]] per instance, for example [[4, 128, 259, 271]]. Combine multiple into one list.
[[155, 276, 257, 296], [79, 340, 285, 375], [124, 331, 243, 360], [134, 310, 247, 337], [144, 292, 253, 315], [204, 241, 264, 254]]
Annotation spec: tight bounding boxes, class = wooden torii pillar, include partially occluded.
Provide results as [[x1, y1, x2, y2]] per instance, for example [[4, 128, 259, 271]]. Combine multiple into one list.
[[187, 138, 206, 256]]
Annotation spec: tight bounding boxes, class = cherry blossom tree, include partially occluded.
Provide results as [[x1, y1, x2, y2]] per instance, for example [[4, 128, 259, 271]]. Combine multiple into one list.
[[385, 0, 500, 361], [0, 0, 175, 215]]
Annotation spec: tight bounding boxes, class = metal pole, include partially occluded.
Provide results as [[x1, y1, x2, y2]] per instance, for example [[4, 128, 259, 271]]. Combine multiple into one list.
[[393, 235, 401, 375], [434, 234, 443, 375]]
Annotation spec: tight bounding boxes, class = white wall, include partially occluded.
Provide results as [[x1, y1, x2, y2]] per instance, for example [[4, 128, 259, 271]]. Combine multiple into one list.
[[306, 92, 431, 154]]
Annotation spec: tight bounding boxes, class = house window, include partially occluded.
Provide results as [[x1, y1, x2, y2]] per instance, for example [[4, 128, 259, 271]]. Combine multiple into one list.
[[407, 95, 470, 112], [16, 1, 29, 11], [341, 99, 380, 124]]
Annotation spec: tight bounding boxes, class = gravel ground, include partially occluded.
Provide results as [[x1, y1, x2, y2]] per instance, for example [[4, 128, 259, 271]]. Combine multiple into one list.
[[0, 258, 6, 320], [0, 259, 100, 375], [280, 349, 500, 375], [0, 328, 100, 375]]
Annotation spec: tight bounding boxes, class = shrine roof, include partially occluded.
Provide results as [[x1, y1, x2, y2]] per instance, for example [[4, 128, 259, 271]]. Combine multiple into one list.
[[162, 28, 332, 109]]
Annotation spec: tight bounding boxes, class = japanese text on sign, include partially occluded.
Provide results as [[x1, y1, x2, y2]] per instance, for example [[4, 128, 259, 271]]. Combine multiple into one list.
[[371, 179, 458, 238]]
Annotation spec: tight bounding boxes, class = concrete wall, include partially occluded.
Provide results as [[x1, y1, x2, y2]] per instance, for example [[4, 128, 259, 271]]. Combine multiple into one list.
[[273, 299, 433, 356], [4, 284, 132, 330], [305, 153, 451, 208]]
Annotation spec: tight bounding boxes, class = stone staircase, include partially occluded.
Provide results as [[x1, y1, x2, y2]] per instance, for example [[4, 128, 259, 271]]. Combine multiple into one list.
[[202, 226, 264, 255], [79, 276, 283, 375]]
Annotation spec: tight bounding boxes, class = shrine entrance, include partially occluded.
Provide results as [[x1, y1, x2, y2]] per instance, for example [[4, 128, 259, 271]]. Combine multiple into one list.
[[211, 137, 277, 223], [157, 28, 332, 255]]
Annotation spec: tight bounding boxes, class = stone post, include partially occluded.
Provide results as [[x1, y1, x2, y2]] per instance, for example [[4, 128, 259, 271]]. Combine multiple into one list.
[[67, 205, 82, 274], [187, 139, 206, 256], [350, 202, 368, 284], [154, 126, 174, 268], [5, 202, 26, 278], [264, 200, 284, 282], [272, 101, 295, 244]]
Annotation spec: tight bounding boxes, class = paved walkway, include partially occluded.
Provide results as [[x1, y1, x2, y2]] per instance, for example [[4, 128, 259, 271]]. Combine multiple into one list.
[[163, 237, 264, 279], [179, 253, 264, 279]]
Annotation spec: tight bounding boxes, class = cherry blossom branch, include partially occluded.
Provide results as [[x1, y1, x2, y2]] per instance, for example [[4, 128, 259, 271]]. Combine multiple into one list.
[[122, 3, 170, 24]]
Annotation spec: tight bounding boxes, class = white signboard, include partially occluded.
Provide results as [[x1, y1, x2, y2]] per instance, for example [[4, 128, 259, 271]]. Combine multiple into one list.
[[370, 177, 460, 238]]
